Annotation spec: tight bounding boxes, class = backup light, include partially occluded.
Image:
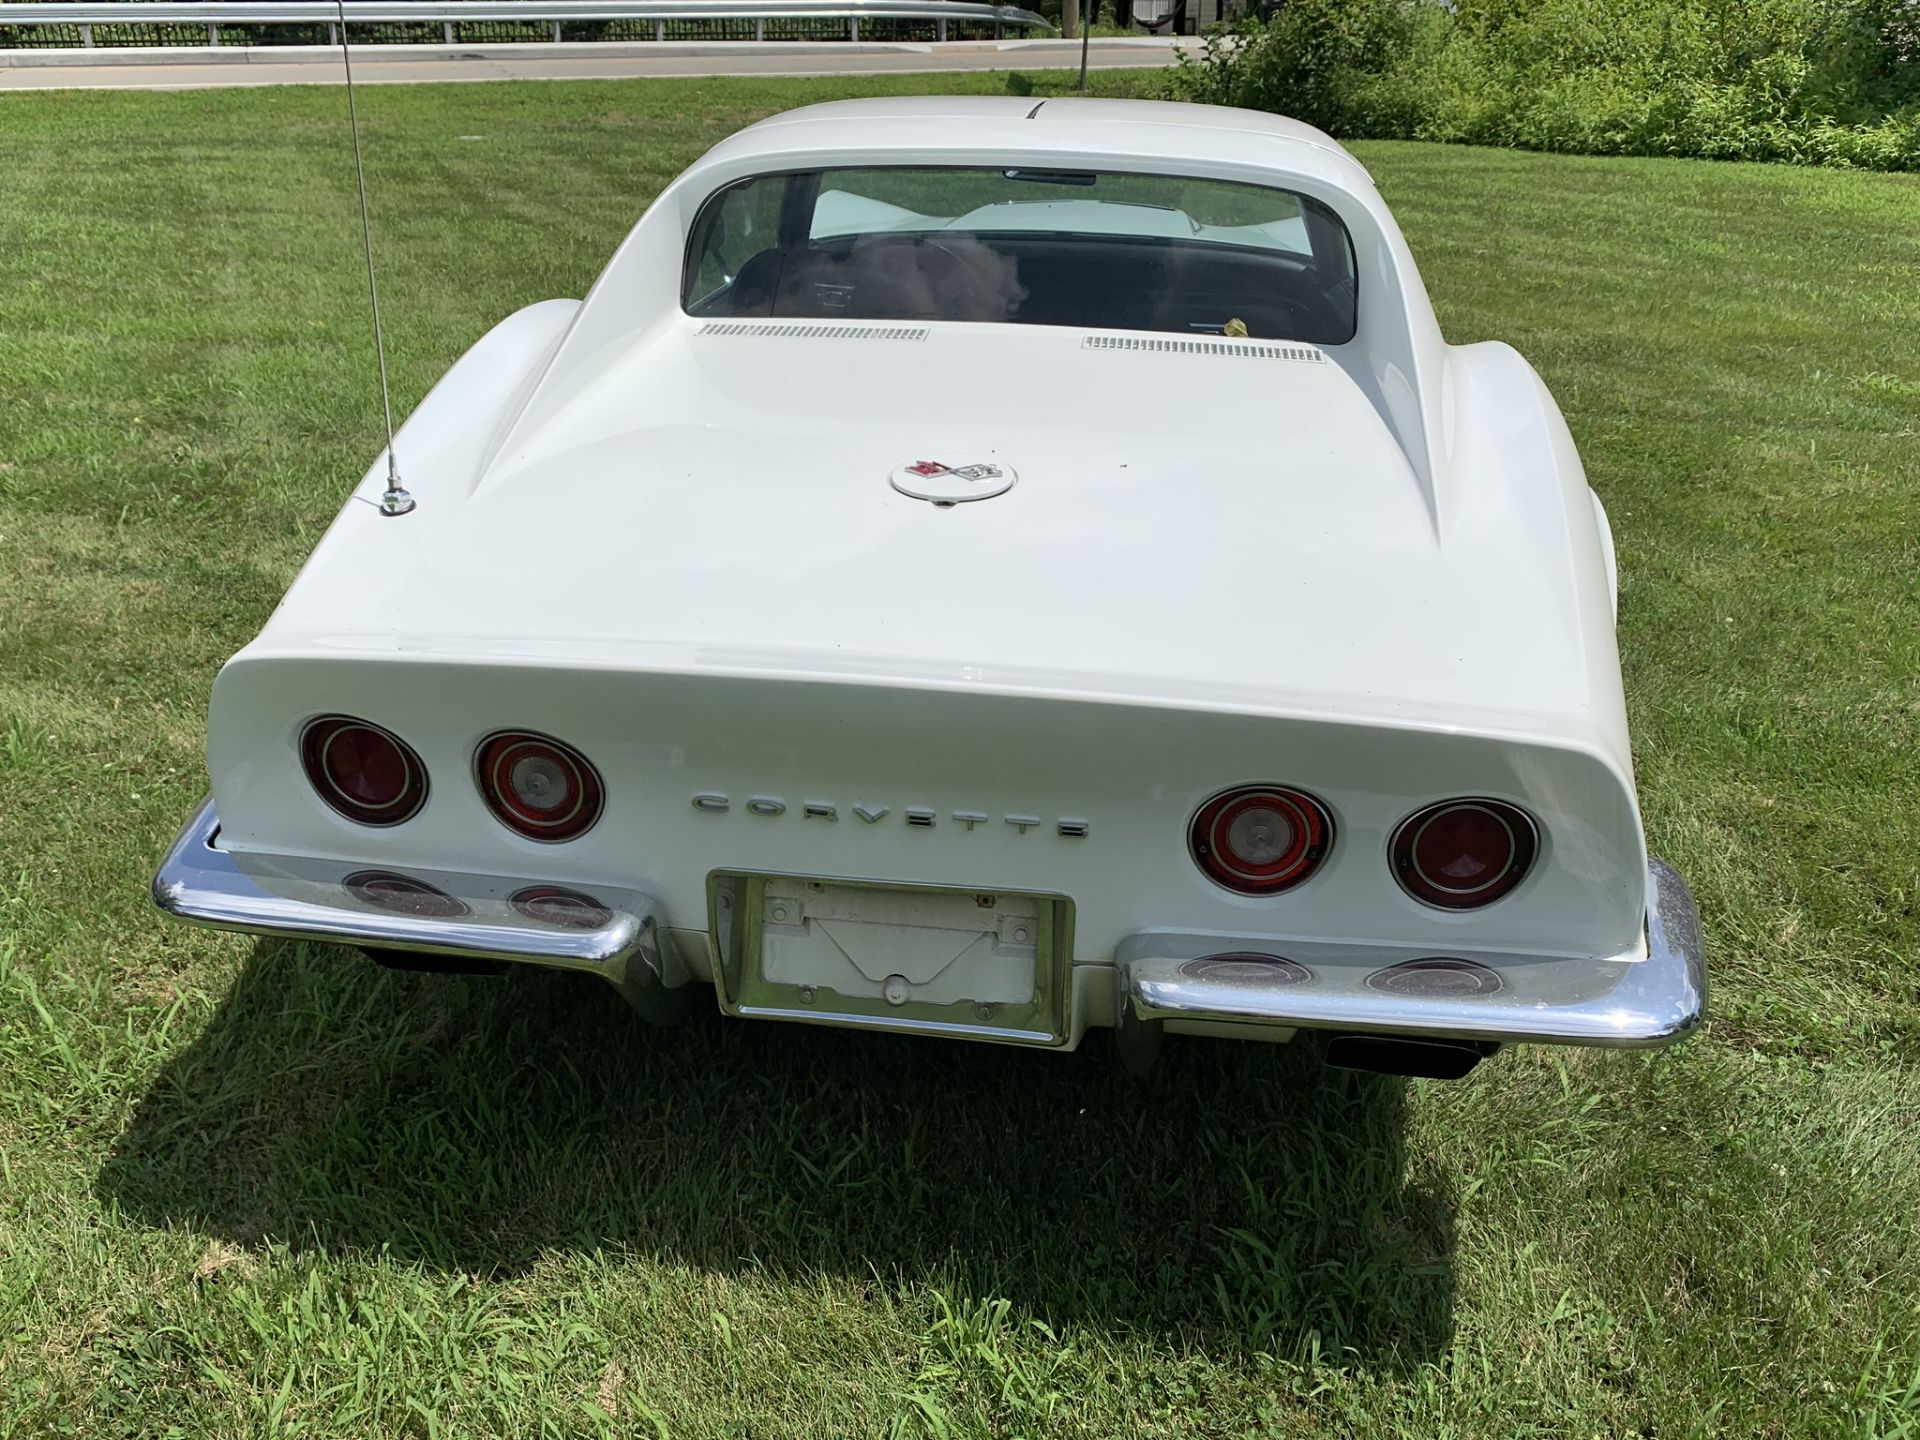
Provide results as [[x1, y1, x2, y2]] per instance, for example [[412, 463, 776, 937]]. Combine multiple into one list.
[[300, 715, 428, 827], [475, 731, 604, 843], [1188, 785, 1334, 895]]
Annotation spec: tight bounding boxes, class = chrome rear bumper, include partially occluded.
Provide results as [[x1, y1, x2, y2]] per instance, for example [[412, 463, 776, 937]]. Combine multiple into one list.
[[152, 799, 667, 990], [1119, 859, 1705, 1048], [155, 799, 1702, 1052]]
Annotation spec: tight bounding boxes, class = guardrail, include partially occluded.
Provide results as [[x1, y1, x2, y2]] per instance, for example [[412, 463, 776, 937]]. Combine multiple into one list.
[[0, 0, 1049, 47]]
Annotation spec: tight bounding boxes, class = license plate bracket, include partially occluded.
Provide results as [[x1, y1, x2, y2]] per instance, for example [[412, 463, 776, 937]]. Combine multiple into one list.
[[708, 872, 1074, 1046]]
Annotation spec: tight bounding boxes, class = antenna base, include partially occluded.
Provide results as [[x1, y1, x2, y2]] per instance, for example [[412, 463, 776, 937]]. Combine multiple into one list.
[[378, 485, 416, 517]]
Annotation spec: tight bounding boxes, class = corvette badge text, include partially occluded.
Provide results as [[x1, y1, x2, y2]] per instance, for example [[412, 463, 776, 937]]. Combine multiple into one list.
[[692, 793, 1089, 838]]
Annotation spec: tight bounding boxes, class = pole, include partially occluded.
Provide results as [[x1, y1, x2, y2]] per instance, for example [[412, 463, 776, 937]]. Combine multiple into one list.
[[334, 1, 413, 517]]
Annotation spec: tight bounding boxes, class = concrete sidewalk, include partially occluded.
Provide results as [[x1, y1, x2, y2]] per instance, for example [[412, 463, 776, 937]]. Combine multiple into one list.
[[0, 35, 1194, 90]]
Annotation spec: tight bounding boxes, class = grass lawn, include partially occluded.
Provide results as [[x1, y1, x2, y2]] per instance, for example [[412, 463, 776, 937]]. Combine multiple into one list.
[[3, 70, 1919, 1438]]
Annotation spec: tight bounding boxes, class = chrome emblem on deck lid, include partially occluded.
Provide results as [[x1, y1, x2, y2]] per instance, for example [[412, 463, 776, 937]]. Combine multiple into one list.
[[890, 459, 1017, 504]]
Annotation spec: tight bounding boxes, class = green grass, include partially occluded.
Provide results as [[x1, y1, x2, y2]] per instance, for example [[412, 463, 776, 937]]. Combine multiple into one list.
[[2, 71, 1919, 1438]]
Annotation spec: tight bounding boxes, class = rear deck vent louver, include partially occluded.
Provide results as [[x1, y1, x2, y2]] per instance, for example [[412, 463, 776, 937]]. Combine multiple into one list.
[[698, 322, 929, 342], [1081, 334, 1326, 364]]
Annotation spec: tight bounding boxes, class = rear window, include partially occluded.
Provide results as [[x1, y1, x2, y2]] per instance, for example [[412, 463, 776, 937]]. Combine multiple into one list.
[[684, 166, 1357, 345]]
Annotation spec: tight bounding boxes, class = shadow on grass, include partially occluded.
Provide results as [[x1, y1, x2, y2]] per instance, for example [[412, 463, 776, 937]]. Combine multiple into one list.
[[98, 939, 1456, 1365]]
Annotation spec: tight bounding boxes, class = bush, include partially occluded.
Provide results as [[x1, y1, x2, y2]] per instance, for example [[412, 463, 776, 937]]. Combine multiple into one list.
[[1171, 0, 1920, 168]]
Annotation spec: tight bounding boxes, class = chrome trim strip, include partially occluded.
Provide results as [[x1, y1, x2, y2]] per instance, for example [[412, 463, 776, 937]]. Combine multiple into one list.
[[1121, 859, 1705, 1049], [152, 798, 660, 978]]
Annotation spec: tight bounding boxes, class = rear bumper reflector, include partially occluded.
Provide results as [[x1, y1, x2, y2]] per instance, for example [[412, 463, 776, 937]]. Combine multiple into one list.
[[1118, 859, 1705, 1049]]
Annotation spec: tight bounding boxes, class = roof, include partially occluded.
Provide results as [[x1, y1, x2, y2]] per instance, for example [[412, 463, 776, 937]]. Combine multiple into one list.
[[741, 95, 1360, 153], [695, 96, 1375, 193]]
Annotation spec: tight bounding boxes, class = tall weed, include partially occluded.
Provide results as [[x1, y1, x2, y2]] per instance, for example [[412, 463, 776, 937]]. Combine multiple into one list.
[[1172, 0, 1920, 168]]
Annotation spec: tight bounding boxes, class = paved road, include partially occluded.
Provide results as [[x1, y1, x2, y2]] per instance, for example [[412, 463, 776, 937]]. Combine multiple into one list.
[[0, 36, 1194, 90]]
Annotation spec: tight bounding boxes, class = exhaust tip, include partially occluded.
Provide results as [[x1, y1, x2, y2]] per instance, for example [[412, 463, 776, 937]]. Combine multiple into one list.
[[1325, 1034, 1498, 1080]]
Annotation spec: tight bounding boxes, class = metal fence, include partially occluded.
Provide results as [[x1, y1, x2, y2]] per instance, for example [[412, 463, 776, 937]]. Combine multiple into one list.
[[0, 0, 1049, 48]]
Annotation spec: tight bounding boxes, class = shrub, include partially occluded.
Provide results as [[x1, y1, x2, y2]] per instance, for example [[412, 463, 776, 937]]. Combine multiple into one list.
[[1170, 0, 1920, 169]]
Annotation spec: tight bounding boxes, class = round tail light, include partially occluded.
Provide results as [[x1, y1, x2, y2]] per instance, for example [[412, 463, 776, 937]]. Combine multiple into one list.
[[1391, 799, 1538, 909], [474, 731, 603, 843], [300, 716, 428, 826], [1189, 785, 1334, 895]]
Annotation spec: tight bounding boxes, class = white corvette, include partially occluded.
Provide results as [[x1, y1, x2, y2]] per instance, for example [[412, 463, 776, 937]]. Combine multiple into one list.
[[154, 96, 1704, 1079]]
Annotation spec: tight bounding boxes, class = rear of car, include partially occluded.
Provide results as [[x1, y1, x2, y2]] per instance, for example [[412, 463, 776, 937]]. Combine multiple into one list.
[[160, 649, 1701, 1075], [153, 98, 1703, 1075]]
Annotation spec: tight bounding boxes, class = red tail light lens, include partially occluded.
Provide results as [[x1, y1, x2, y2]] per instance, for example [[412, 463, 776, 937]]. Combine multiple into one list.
[[474, 731, 603, 843], [1391, 799, 1538, 909], [1189, 785, 1334, 895], [300, 716, 428, 826]]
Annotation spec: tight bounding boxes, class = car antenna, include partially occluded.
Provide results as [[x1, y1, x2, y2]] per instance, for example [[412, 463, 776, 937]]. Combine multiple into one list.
[[334, 0, 413, 517]]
